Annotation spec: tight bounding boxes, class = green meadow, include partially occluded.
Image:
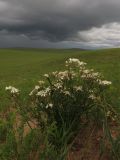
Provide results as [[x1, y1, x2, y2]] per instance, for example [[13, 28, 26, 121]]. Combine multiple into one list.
[[0, 48, 120, 111]]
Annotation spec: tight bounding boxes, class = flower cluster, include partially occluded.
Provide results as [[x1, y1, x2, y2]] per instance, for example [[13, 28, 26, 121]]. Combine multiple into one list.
[[36, 87, 51, 98], [29, 85, 40, 96], [51, 70, 76, 81], [5, 86, 20, 95], [54, 82, 63, 89], [66, 58, 87, 68], [73, 86, 83, 92], [98, 80, 112, 86], [81, 69, 100, 80], [28, 58, 112, 105], [56, 71, 70, 80]]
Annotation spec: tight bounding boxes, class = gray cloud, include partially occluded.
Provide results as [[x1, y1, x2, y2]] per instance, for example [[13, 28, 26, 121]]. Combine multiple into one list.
[[0, 0, 120, 48]]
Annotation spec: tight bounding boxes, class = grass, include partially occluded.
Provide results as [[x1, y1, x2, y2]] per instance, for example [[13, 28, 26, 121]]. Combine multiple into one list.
[[0, 48, 120, 111], [0, 48, 120, 160]]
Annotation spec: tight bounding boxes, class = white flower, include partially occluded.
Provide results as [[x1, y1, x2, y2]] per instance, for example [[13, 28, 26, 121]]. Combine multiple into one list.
[[81, 71, 100, 80], [99, 80, 112, 86], [35, 85, 40, 90], [46, 103, 53, 109], [66, 58, 87, 67], [29, 85, 40, 96], [52, 71, 58, 77], [45, 87, 51, 93], [82, 69, 90, 74], [74, 86, 83, 91], [54, 83, 63, 89], [38, 81, 45, 86], [11, 88, 19, 94], [5, 86, 12, 91], [36, 87, 50, 97], [63, 91, 70, 96], [57, 71, 69, 80], [89, 90, 94, 93], [79, 61, 87, 66], [29, 91, 34, 96], [55, 70, 76, 80], [36, 90, 47, 97], [44, 74, 49, 78], [5, 86, 19, 94], [89, 94, 97, 100], [92, 72, 100, 77], [81, 68, 100, 80]]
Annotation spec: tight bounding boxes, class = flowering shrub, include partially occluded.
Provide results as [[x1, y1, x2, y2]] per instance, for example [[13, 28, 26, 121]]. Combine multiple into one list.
[[4, 58, 118, 159], [25, 58, 112, 129], [5, 58, 113, 130]]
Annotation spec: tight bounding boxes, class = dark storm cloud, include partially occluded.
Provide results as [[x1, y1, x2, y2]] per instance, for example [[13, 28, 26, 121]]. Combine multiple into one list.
[[0, 0, 120, 48]]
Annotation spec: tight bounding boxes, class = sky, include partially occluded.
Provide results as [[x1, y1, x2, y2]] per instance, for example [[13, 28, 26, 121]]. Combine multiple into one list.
[[0, 0, 120, 49]]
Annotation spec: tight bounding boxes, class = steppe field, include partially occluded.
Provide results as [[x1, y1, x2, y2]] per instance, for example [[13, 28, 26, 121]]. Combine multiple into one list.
[[0, 48, 120, 110]]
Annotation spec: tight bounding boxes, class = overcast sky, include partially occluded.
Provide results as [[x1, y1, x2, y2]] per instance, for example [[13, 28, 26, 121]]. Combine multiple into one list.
[[0, 0, 120, 49]]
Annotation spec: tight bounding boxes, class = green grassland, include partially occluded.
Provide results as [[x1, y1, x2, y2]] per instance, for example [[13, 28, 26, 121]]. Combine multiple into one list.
[[0, 48, 120, 111]]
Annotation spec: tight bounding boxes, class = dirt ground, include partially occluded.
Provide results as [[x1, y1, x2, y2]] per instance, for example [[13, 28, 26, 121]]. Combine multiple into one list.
[[67, 122, 119, 160]]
